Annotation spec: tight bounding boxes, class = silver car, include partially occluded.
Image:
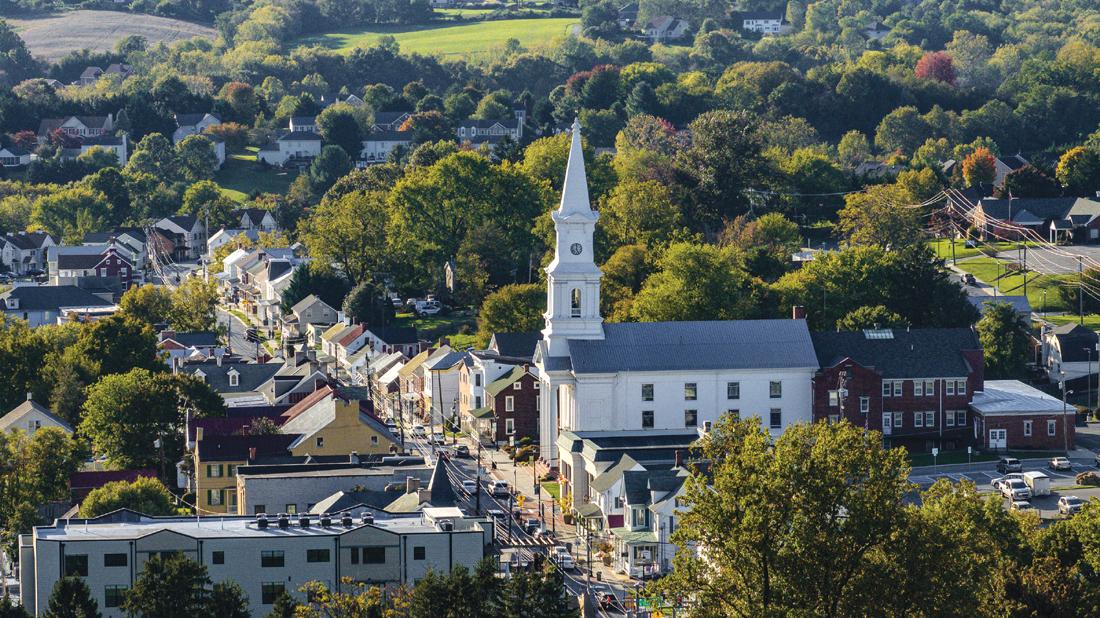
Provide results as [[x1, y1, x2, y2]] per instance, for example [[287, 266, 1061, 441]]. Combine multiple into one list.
[[1058, 496, 1085, 515], [1001, 479, 1031, 501], [1049, 457, 1072, 471]]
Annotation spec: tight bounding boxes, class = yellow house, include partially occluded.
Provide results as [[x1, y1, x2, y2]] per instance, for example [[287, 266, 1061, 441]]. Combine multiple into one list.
[[279, 385, 399, 457], [192, 429, 296, 514]]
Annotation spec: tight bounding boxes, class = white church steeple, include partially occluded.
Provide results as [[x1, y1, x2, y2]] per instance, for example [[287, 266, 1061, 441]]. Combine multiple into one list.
[[543, 120, 603, 356]]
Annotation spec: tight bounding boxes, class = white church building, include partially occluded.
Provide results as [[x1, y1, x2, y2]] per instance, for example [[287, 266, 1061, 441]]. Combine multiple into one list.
[[534, 121, 819, 501]]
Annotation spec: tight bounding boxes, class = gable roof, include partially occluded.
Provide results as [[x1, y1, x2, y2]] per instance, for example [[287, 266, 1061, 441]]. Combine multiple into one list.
[[1050, 323, 1099, 362], [489, 331, 540, 359], [485, 365, 532, 397], [186, 361, 282, 394], [398, 349, 433, 378], [977, 197, 1075, 223], [277, 130, 321, 141], [175, 112, 219, 127], [291, 294, 334, 316], [2, 231, 55, 250], [196, 434, 298, 461], [1, 285, 114, 311], [0, 399, 74, 433], [811, 328, 980, 379], [234, 208, 272, 227], [968, 295, 1032, 316], [367, 325, 419, 345], [562, 320, 818, 374]]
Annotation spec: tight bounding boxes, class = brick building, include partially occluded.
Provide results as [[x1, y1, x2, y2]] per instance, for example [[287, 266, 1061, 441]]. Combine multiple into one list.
[[467, 365, 539, 444], [810, 328, 984, 453], [971, 380, 1076, 451]]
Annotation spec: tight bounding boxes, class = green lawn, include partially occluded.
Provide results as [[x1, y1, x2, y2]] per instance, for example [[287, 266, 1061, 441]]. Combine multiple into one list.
[[214, 154, 294, 201], [297, 17, 578, 60], [1046, 314, 1100, 330], [393, 311, 478, 350], [909, 450, 1067, 468], [954, 257, 1073, 313], [930, 239, 1038, 261], [541, 481, 561, 500]]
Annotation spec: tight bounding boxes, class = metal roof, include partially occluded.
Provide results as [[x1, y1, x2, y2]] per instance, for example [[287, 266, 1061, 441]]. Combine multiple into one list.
[[970, 380, 1065, 416]]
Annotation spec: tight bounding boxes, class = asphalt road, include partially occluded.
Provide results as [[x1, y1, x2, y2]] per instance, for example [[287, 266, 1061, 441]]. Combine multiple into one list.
[[216, 308, 256, 360]]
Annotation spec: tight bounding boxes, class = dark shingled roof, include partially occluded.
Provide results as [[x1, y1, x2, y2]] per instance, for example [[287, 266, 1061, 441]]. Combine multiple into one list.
[[1050, 324, 1099, 362], [564, 320, 817, 374], [2, 232, 54, 250], [977, 197, 1075, 222], [185, 360, 282, 394], [170, 331, 219, 347], [811, 328, 980, 379], [369, 326, 419, 345], [56, 253, 105, 270], [1, 285, 113, 311], [277, 130, 321, 141], [196, 434, 298, 461], [489, 331, 541, 360]]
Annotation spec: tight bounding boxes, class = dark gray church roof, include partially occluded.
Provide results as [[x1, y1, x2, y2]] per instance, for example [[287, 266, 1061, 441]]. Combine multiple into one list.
[[564, 320, 817, 374]]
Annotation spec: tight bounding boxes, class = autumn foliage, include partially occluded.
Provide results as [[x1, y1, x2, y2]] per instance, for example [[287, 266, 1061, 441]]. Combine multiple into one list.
[[915, 51, 957, 85]]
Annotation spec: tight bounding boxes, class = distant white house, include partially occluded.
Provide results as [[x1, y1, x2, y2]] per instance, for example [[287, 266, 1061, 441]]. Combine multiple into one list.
[[454, 117, 524, 144], [173, 113, 226, 167], [257, 130, 322, 167], [36, 115, 114, 143], [0, 395, 73, 435], [737, 11, 788, 34], [1, 232, 56, 275], [235, 208, 279, 233], [0, 146, 31, 167], [77, 133, 129, 166], [360, 130, 412, 165], [643, 15, 691, 41], [289, 116, 317, 133]]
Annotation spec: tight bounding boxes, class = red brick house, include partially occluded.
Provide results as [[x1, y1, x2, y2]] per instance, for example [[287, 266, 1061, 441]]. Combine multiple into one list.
[[811, 328, 984, 453], [475, 365, 539, 444], [970, 380, 1075, 451]]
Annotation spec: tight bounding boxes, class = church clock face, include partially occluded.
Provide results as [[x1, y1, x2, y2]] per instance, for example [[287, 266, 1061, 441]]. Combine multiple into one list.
[[570, 243, 583, 256]]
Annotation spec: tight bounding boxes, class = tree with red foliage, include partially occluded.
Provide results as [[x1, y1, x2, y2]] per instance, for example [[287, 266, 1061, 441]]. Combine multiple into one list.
[[962, 146, 997, 187], [915, 51, 957, 85], [49, 129, 82, 149], [10, 130, 37, 150]]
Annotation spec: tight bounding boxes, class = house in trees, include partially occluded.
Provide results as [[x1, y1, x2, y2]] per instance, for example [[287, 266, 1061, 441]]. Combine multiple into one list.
[[1, 231, 56, 275], [360, 130, 412, 165], [1040, 323, 1099, 385], [234, 208, 279, 234], [173, 112, 221, 144], [0, 394, 73, 436], [257, 128, 322, 166], [642, 15, 691, 41], [372, 111, 412, 131], [454, 117, 524, 144], [617, 2, 638, 28], [736, 10, 789, 34], [289, 116, 317, 133], [810, 327, 984, 453], [36, 115, 114, 143], [0, 145, 31, 167]]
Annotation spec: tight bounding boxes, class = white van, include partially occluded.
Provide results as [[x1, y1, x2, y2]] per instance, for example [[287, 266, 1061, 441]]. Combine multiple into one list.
[[1023, 471, 1051, 497], [489, 479, 510, 497]]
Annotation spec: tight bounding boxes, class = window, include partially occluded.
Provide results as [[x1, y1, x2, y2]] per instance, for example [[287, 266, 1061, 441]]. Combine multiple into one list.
[[860, 397, 869, 415], [915, 412, 924, 428], [882, 381, 892, 397], [261, 550, 285, 567], [893, 381, 902, 396], [475, 396, 482, 409], [1024, 420, 1032, 437], [828, 390, 839, 407], [684, 410, 697, 427], [893, 413, 903, 428], [505, 418, 515, 435], [570, 289, 581, 318], [207, 489, 223, 506], [413, 546, 426, 560], [914, 381, 923, 397], [946, 381, 955, 396], [956, 410, 966, 426], [350, 547, 360, 564], [769, 409, 782, 429], [228, 372, 239, 387], [513, 382, 521, 390], [316, 437, 324, 448], [262, 583, 285, 605], [286, 504, 298, 515], [1048, 420, 1057, 436], [641, 410, 654, 428], [212, 551, 224, 565], [924, 412, 935, 428], [770, 381, 782, 398], [104, 553, 127, 567], [505, 396, 514, 412], [684, 383, 697, 400], [207, 464, 223, 478], [371, 436, 378, 445], [946, 412, 955, 427], [957, 379, 967, 394], [105, 586, 127, 608], [227, 465, 237, 477], [641, 384, 654, 401], [728, 409, 740, 420], [64, 555, 88, 577], [475, 374, 482, 387], [363, 547, 386, 564], [255, 505, 266, 515], [727, 382, 740, 400], [307, 549, 330, 563]]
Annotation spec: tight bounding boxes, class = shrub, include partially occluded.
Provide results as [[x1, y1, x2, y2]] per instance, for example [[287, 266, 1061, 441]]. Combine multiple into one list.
[[1075, 471, 1100, 486]]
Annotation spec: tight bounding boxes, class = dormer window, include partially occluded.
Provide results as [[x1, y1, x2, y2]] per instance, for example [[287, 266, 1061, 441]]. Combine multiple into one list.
[[228, 370, 239, 387], [193, 369, 206, 383]]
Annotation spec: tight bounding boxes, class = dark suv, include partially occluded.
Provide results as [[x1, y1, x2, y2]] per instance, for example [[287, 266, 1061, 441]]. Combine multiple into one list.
[[997, 457, 1022, 473]]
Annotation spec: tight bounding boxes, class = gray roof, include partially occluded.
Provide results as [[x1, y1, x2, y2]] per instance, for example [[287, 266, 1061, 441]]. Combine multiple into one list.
[[968, 296, 1032, 316], [2, 232, 54, 250], [168, 332, 219, 347], [563, 320, 817, 374], [367, 326, 419, 345], [589, 454, 639, 493], [290, 294, 333, 316], [811, 328, 980, 379], [424, 350, 466, 371], [978, 197, 1075, 223], [1050, 324, 1099, 362], [1, 285, 113, 311], [185, 361, 282, 394], [277, 130, 321, 141], [489, 331, 541, 360]]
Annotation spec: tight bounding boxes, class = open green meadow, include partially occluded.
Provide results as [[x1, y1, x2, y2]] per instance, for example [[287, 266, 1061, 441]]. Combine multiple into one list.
[[298, 17, 578, 60], [215, 152, 295, 201], [955, 257, 1072, 313]]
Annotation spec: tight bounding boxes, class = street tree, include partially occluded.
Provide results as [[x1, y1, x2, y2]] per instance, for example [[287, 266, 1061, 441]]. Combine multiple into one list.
[[122, 554, 211, 618], [976, 301, 1030, 379], [836, 183, 924, 250], [631, 242, 765, 322], [118, 284, 174, 326], [175, 135, 219, 182], [475, 284, 544, 348], [78, 476, 177, 518], [43, 577, 100, 618], [299, 190, 390, 287], [962, 146, 997, 187], [1056, 146, 1100, 196], [169, 276, 220, 332]]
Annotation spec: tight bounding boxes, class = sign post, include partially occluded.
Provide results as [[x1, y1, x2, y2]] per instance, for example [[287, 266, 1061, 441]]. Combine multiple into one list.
[[967, 445, 972, 468], [932, 447, 939, 471]]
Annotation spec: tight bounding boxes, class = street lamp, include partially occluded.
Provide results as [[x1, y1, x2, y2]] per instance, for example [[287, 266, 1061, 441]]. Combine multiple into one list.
[[1086, 347, 1095, 415], [1060, 376, 1073, 455]]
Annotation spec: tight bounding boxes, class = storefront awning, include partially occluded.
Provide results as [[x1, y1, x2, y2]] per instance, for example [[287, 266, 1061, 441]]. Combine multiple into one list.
[[468, 406, 494, 420], [609, 527, 658, 545]]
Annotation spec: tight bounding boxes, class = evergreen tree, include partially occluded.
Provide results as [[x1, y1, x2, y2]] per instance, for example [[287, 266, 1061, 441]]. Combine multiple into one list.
[[207, 581, 250, 618], [265, 591, 299, 618], [43, 577, 100, 618], [0, 594, 30, 618], [121, 554, 211, 618]]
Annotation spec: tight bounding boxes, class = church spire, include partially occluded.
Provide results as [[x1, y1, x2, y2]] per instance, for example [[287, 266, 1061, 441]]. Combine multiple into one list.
[[558, 119, 594, 218]]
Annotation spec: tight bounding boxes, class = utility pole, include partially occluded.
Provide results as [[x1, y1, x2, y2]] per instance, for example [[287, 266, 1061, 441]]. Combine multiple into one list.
[[1080, 256, 1085, 325], [475, 439, 482, 515], [1022, 244, 1028, 298]]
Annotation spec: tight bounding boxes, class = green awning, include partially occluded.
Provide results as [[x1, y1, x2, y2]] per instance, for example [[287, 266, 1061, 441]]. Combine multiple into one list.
[[468, 407, 494, 420], [574, 502, 603, 518], [609, 527, 658, 545]]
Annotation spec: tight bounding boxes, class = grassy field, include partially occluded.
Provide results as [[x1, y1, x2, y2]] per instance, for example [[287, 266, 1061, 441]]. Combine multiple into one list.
[[930, 239, 1038, 261], [298, 17, 578, 59], [393, 311, 478, 349], [955, 257, 1072, 313], [909, 450, 1067, 468], [215, 153, 295, 201], [9, 10, 214, 60]]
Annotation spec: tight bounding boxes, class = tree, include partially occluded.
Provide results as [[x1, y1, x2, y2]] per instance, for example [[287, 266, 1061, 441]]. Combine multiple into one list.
[[1056, 146, 1100, 197], [676, 110, 770, 223], [0, 315, 51, 412], [836, 305, 909, 331], [78, 476, 177, 518], [122, 554, 211, 618], [317, 104, 364, 159], [475, 284, 544, 348], [169, 276, 220, 331], [0, 428, 83, 557], [180, 181, 237, 228], [915, 51, 957, 85], [299, 191, 390, 287], [278, 265, 352, 314], [125, 133, 179, 181], [43, 577, 100, 618], [343, 281, 394, 327], [118, 285, 174, 326], [962, 147, 997, 188], [598, 179, 684, 254], [265, 591, 299, 618], [31, 187, 109, 244], [631, 242, 766, 322], [309, 145, 353, 193], [400, 110, 452, 144], [719, 213, 802, 282], [837, 183, 924, 250], [1001, 165, 1061, 198], [80, 369, 223, 470], [175, 135, 218, 182], [208, 582, 250, 618], [976, 302, 1030, 379], [0, 594, 30, 618], [875, 106, 930, 155], [657, 416, 911, 616]]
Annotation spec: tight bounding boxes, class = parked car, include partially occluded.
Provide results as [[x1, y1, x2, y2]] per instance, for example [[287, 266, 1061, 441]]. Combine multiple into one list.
[[454, 445, 470, 458], [963, 273, 977, 285], [1010, 501, 1035, 512], [461, 479, 478, 494], [487, 508, 505, 519], [992, 473, 1025, 491], [411, 425, 427, 438], [523, 518, 540, 534], [490, 480, 510, 497], [414, 299, 442, 316], [429, 432, 445, 445], [1059, 495, 1085, 515], [591, 584, 617, 610], [1001, 479, 1032, 501], [551, 546, 575, 570], [997, 457, 1023, 473], [1049, 456, 1072, 471]]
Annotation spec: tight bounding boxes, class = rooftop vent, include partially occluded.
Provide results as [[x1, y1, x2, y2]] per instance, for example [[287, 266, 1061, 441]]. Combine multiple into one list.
[[361, 512, 374, 525], [298, 515, 310, 528], [341, 513, 353, 528], [863, 329, 894, 340], [320, 513, 332, 527], [256, 513, 269, 529], [277, 513, 289, 529], [438, 520, 454, 532]]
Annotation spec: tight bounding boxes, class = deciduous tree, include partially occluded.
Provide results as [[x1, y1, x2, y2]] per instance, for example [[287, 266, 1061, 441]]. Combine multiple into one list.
[[78, 476, 177, 518], [122, 554, 211, 618], [475, 284, 544, 348], [630, 242, 765, 322], [976, 301, 1030, 379]]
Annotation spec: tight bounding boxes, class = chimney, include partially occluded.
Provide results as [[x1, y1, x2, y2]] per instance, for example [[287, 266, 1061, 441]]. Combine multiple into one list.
[[26, 392, 32, 401], [216, 351, 223, 367], [248, 447, 257, 461], [195, 427, 203, 442], [406, 476, 421, 494], [792, 306, 807, 320], [674, 449, 683, 469]]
